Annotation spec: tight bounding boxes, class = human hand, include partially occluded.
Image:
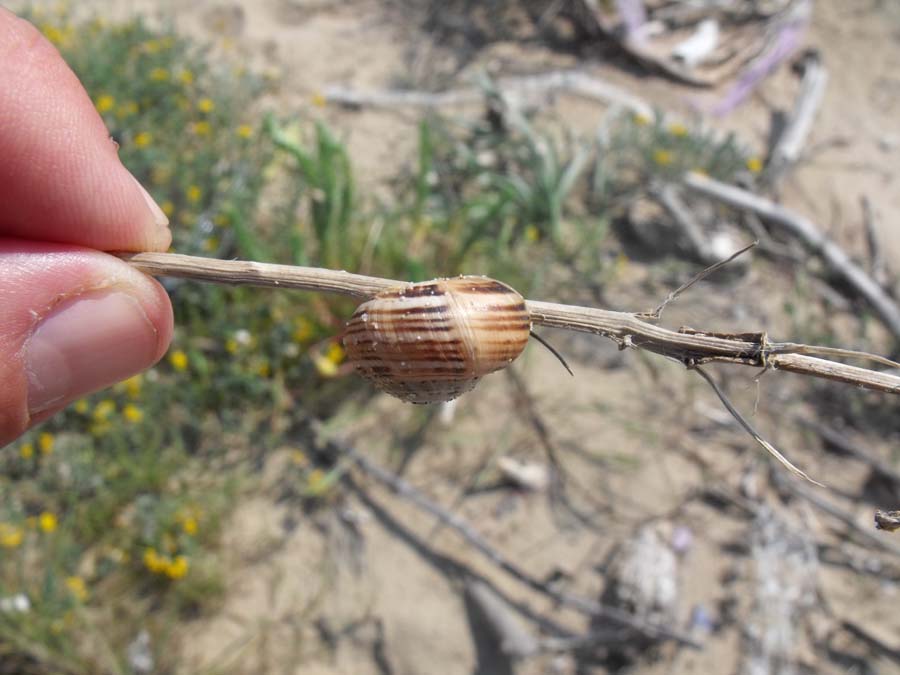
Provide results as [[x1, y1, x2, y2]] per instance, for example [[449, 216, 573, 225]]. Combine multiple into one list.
[[0, 8, 174, 446]]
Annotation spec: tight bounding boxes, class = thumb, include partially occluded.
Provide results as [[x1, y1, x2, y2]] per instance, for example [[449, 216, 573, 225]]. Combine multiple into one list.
[[0, 240, 173, 446]]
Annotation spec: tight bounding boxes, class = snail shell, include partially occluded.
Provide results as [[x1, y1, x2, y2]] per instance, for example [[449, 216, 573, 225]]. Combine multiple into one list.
[[342, 276, 531, 404]]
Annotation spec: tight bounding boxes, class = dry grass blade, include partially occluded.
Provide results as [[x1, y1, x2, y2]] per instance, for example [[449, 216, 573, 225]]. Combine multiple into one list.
[[692, 364, 824, 486]]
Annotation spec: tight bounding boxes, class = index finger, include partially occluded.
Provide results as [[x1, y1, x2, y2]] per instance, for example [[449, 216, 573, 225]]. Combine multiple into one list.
[[0, 8, 170, 252]]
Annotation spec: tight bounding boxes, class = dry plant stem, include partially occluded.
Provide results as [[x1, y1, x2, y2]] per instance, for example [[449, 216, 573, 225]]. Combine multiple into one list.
[[119, 251, 900, 396], [682, 172, 900, 341]]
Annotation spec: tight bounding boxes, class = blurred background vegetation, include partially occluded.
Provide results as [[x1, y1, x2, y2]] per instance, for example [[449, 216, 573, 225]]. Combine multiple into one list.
[[0, 6, 767, 673]]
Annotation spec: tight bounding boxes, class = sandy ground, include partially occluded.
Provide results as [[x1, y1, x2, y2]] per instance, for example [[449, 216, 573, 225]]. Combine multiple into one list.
[[13, 0, 900, 673]]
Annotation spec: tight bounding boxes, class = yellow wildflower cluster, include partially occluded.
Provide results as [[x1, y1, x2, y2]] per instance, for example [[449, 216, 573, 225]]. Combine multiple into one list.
[[134, 132, 153, 148], [313, 342, 345, 377], [123, 404, 144, 424], [0, 523, 24, 549], [39, 512, 58, 533], [95, 94, 115, 114], [91, 399, 116, 435], [236, 124, 253, 139], [20, 442, 34, 460], [169, 349, 189, 372], [149, 67, 169, 82], [143, 548, 190, 579], [197, 98, 215, 113], [179, 70, 194, 85], [176, 507, 201, 536], [39, 432, 55, 455], [186, 185, 202, 204], [668, 123, 688, 137], [746, 156, 763, 173]]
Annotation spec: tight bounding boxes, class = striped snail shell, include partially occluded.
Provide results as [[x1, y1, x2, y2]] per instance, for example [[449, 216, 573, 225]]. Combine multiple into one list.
[[342, 276, 532, 404]]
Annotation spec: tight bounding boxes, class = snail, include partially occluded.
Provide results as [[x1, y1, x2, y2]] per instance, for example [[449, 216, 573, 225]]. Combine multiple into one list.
[[342, 276, 571, 404]]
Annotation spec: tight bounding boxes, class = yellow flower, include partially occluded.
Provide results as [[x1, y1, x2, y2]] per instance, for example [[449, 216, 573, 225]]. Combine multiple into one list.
[[134, 132, 152, 148], [143, 39, 161, 54], [186, 185, 202, 204], [181, 516, 198, 536], [93, 399, 116, 421], [668, 122, 688, 137], [255, 360, 271, 377], [310, 92, 327, 108], [652, 149, 674, 166], [165, 555, 189, 579], [123, 374, 143, 398], [178, 70, 194, 85], [633, 112, 652, 126], [314, 343, 345, 377], [524, 225, 540, 243], [41, 24, 66, 46], [20, 443, 34, 460], [203, 236, 220, 252], [122, 404, 144, 424], [225, 337, 239, 354], [73, 399, 89, 414], [95, 94, 115, 113], [39, 432, 55, 455], [291, 449, 309, 466], [161, 200, 175, 217], [197, 98, 215, 113], [746, 156, 763, 173], [143, 547, 166, 573], [169, 350, 189, 372], [192, 120, 212, 136], [326, 342, 345, 365], [236, 124, 253, 139], [39, 512, 58, 534], [149, 67, 169, 82], [65, 576, 88, 602], [0, 523, 24, 549]]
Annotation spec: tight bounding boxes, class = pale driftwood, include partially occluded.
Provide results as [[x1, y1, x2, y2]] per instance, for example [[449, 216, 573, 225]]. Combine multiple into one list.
[[682, 172, 900, 341], [465, 578, 540, 658], [323, 70, 653, 119], [766, 51, 828, 185], [651, 183, 728, 266], [119, 251, 900, 396]]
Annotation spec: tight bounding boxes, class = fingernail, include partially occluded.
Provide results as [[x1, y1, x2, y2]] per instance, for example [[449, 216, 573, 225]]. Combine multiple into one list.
[[130, 173, 169, 228], [26, 291, 159, 414]]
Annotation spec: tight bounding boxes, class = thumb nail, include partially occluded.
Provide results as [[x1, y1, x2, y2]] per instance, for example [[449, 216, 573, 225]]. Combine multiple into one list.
[[26, 291, 160, 415], [129, 173, 170, 228]]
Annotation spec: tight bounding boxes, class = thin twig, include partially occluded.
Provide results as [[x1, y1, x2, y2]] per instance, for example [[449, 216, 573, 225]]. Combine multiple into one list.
[[682, 172, 900, 341], [642, 238, 758, 320], [119, 251, 900, 396]]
